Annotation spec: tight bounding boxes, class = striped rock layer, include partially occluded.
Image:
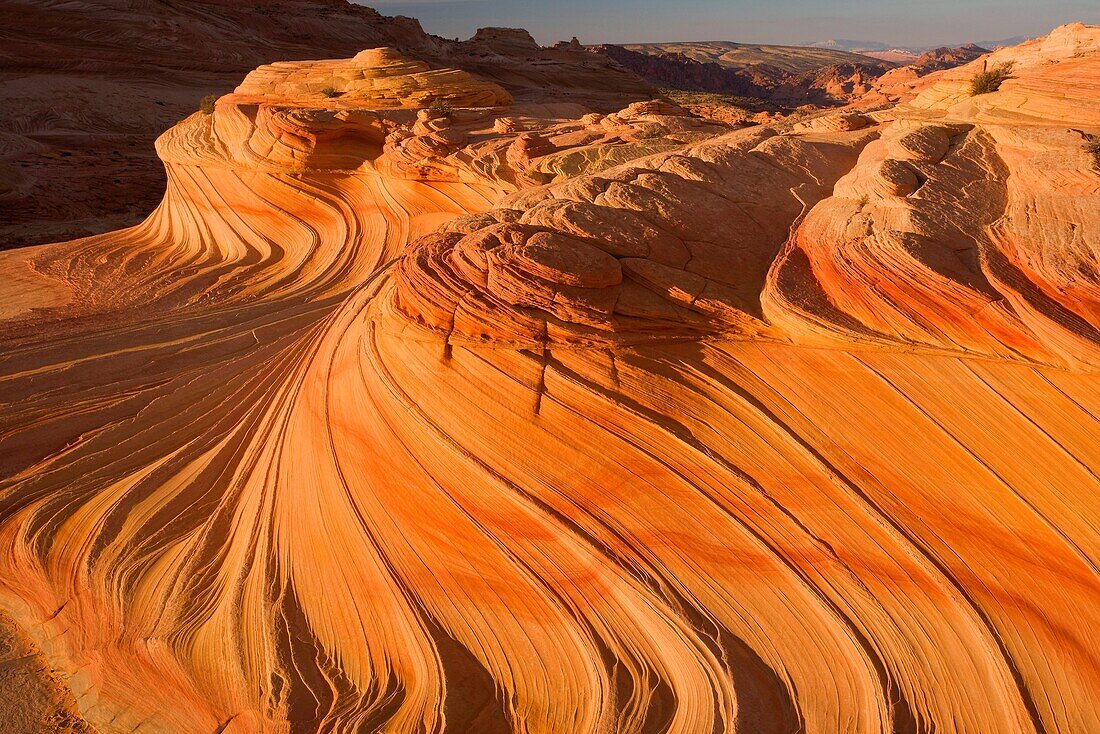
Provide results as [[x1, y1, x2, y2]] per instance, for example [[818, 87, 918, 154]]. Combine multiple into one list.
[[1, 30, 1099, 734]]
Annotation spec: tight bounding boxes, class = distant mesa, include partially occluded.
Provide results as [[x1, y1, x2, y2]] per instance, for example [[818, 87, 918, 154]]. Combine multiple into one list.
[[467, 27, 542, 53]]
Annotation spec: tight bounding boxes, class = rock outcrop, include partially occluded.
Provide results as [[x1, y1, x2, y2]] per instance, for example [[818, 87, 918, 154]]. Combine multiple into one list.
[[0, 1, 654, 248], [394, 126, 873, 345], [865, 43, 991, 103], [0, 611, 91, 734], [234, 48, 514, 109], [775, 60, 894, 103], [911, 43, 990, 74], [1, 23, 1099, 734]]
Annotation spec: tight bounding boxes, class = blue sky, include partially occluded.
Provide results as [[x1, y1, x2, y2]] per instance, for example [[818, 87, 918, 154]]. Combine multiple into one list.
[[359, 0, 1098, 47]]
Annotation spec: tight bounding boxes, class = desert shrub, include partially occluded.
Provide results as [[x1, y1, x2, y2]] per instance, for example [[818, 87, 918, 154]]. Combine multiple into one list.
[[321, 87, 342, 98], [1086, 141, 1100, 168], [427, 98, 453, 117], [970, 63, 1014, 96], [631, 124, 664, 140], [199, 94, 217, 115]]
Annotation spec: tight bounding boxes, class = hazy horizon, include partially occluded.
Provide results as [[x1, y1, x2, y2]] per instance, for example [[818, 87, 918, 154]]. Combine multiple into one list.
[[358, 0, 1098, 48]]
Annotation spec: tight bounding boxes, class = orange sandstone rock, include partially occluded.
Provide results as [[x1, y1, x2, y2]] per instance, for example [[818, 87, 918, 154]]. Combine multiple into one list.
[[0, 24, 1099, 734]]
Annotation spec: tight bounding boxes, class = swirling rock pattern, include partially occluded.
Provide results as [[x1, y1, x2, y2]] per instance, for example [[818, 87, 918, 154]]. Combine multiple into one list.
[[766, 25, 1100, 367], [2, 27, 1099, 734], [0, 0, 657, 248], [235, 49, 514, 110]]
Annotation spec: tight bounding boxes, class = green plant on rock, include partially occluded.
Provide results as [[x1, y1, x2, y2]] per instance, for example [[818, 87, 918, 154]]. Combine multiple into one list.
[[199, 94, 217, 115], [1086, 141, 1100, 168], [427, 98, 453, 117], [321, 87, 342, 98], [970, 63, 1014, 96]]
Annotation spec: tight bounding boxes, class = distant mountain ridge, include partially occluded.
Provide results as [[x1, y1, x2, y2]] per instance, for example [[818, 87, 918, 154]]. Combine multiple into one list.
[[620, 40, 882, 73], [807, 35, 1029, 54], [591, 40, 895, 106], [592, 37, 991, 111]]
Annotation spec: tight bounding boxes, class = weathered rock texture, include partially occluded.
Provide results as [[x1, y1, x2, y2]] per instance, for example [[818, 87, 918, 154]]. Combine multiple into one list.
[[0, 611, 92, 734], [0, 1, 653, 248], [864, 44, 991, 104], [1, 23, 1099, 734]]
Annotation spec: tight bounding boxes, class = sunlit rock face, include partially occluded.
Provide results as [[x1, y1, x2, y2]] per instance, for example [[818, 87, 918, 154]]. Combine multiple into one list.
[[0, 0, 659, 249], [234, 48, 515, 109], [393, 127, 875, 345], [2, 28, 1100, 734], [765, 25, 1100, 369]]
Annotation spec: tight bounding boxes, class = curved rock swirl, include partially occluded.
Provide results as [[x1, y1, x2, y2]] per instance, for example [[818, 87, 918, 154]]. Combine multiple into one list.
[[2, 32, 1100, 733]]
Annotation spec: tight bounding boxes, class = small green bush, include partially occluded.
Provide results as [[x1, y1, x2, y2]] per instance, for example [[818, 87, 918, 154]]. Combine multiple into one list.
[[199, 94, 217, 115], [970, 63, 1014, 96], [631, 124, 662, 140], [427, 98, 453, 117], [321, 87, 342, 99]]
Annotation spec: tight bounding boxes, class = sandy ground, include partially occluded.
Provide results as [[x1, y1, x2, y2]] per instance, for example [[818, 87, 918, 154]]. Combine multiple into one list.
[[0, 611, 93, 734]]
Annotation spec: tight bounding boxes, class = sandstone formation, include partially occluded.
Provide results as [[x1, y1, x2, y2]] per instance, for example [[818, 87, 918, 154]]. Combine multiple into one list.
[[1, 23, 1099, 734], [0, 611, 91, 734], [777, 61, 893, 103], [234, 49, 514, 109], [380, 98, 729, 190], [911, 43, 990, 74], [865, 44, 991, 104], [394, 125, 873, 345], [0, 1, 654, 248]]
